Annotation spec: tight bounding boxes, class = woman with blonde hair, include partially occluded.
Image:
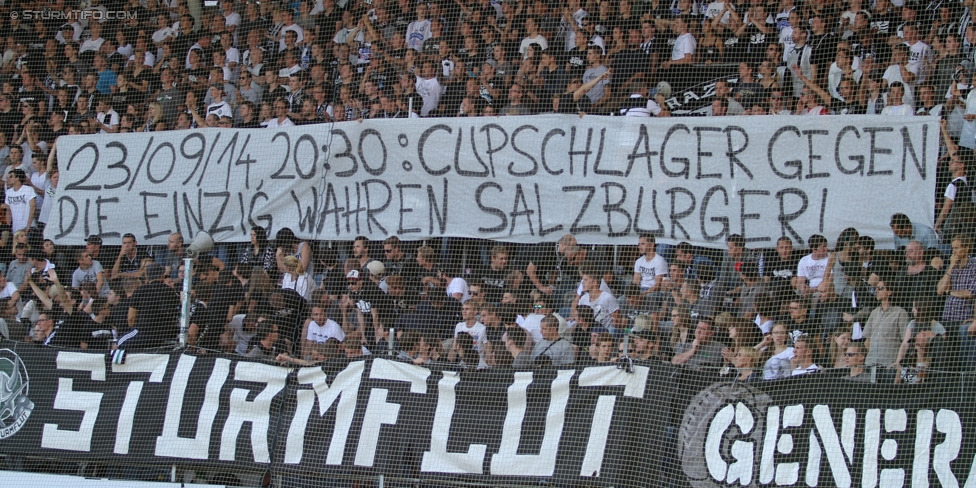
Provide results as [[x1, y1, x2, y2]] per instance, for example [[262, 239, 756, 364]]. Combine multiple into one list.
[[668, 304, 692, 360], [139, 102, 166, 132], [281, 255, 312, 300], [731, 347, 761, 382]]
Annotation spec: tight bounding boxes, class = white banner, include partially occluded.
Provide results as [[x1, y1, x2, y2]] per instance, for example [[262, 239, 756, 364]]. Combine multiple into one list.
[[48, 115, 938, 247]]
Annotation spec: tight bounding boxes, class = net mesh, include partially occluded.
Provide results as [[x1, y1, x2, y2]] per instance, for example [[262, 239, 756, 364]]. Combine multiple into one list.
[[0, 0, 973, 486]]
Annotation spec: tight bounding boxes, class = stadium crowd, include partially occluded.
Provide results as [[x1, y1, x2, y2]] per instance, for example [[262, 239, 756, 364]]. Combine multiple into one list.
[[3, 0, 976, 132], [0, 222, 971, 385], [0, 0, 972, 382]]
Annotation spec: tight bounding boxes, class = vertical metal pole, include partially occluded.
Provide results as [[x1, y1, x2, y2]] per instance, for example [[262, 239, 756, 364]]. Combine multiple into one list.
[[179, 257, 194, 348]]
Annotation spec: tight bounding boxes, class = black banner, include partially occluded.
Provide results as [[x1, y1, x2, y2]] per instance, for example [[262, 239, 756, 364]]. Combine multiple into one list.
[[1, 342, 975, 487]]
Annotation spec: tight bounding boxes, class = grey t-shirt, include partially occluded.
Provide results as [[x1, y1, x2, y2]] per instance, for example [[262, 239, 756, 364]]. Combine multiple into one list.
[[531, 338, 576, 366], [673, 340, 725, 371], [72, 261, 109, 296]]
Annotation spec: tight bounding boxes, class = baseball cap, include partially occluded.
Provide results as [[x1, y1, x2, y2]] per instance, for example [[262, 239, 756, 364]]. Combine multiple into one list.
[[346, 269, 360, 281], [85, 235, 103, 245], [365, 260, 386, 277]]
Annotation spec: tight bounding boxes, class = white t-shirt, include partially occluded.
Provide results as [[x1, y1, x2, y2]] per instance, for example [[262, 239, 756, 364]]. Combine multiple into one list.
[[28, 172, 47, 217], [265, 117, 295, 128], [621, 96, 663, 116], [881, 64, 915, 108], [634, 254, 668, 289], [796, 254, 829, 288], [905, 40, 931, 83], [5, 185, 34, 233], [881, 104, 914, 116], [704, 1, 734, 24], [97, 110, 119, 134], [207, 100, 233, 119], [577, 291, 619, 330], [224, 11, 242, 30], [307, 318, 344, 343], [946, 176, 970, 201], [519, 35, 548, 57], [415, 75, 442, 116], [454, 321, 486, 350], [518, 313, 545, 343], [282, 272, 312, 299], [791, 363, 820, 376], [672, 32, 696, 61], [405, 19, 432, 51], [960, 87, 976, 149]]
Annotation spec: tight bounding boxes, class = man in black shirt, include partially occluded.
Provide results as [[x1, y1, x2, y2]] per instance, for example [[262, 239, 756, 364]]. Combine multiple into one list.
[[764, 236, 800, 309], [383, 236, 419, 286], [476, 245, 523, 304], [32, 312, 70, 347], [344, 269, 392, 348], [125, 263, 180, 349]]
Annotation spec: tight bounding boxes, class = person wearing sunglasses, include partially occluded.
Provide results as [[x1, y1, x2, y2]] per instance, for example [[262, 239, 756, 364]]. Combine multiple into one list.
[[844, 343, 869, 381]]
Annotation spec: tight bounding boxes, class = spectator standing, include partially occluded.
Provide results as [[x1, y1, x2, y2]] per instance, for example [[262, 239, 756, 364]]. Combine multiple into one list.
[[942, 236, 976, 367]]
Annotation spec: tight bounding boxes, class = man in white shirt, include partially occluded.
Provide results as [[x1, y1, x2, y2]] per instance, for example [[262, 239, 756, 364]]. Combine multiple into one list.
[[903, 23, 931, 85], [632, 233, 669, 325], [302, 305, 344, 357], [2, 169, 35, 234], [265, 99, 295, 128], [415, 61, 442, 116], [221, 0, 241, 34], [206, 83, 234, 119], [881, 81, 914, 115], [452, 301, 486, 361], [79, 21, 106, 54], [662, 15, 696, 70], [632, 234, 669, 298], [405, 3, 432, 51], [793, 234, 830, 298], [91, 96, 119, 134], [519, 17, 549, 58]]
